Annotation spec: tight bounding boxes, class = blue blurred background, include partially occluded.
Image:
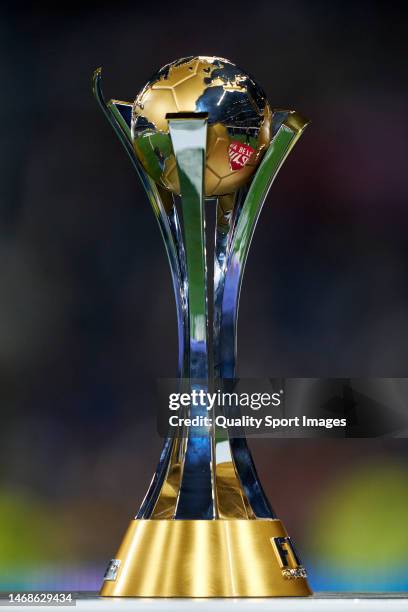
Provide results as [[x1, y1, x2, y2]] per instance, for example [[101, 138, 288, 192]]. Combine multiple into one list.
[[0, 0, 407, 593]]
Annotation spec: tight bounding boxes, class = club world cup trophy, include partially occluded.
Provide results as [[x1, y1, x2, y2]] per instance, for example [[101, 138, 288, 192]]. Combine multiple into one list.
[[93, 56, 311, 597]]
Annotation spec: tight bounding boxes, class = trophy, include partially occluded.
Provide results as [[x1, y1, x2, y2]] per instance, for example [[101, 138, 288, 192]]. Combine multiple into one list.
[[93, 56, 311, 597]]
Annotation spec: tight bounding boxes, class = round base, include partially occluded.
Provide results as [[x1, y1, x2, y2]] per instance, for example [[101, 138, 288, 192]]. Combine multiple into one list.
[[100, 519, 312, 597]]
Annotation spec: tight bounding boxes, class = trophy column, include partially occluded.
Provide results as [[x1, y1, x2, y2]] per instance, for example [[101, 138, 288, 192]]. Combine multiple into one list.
[[167, 113, 216, 520], [94, 69, 312, 597]]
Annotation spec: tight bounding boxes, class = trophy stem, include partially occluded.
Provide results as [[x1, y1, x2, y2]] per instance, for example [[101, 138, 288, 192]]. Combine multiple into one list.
[[167, 114, 217, 520], [168, 115, 209, 380]]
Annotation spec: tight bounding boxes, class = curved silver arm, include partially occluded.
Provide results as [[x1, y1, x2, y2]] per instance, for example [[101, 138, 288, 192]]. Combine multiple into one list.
[[215, 112, 309, 517], [92, 69, 189, 519]]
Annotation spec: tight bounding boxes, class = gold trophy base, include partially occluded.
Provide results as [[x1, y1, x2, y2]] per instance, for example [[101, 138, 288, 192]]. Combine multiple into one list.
[[100, 519, 312, 597]]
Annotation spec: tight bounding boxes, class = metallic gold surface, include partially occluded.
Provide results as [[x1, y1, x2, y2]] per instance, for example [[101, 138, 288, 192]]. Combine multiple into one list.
[[100, 519, 311, 598], [131, 56, 271, 196], [283, 110, 309, 134], [215, 461, 255, 519], [149, 438, 186, 519]]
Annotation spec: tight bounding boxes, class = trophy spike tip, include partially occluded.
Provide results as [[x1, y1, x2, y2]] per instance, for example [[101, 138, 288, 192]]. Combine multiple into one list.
[[284, 110, 310, 134], [92, 66, 102, 84], [92, 67, 107, 111]]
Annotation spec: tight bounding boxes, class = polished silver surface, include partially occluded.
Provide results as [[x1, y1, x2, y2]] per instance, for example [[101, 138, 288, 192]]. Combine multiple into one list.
[[168, 115, 216, 519], [103, 559, 121, 582]]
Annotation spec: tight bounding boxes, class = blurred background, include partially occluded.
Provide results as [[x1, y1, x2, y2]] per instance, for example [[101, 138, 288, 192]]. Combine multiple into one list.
[[1, 0, 408, 593]]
